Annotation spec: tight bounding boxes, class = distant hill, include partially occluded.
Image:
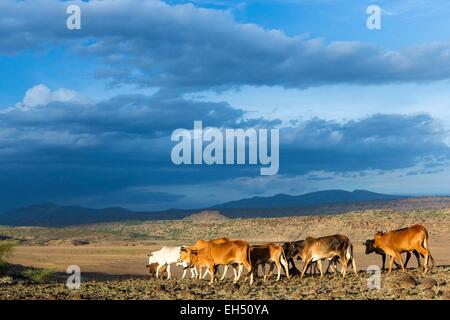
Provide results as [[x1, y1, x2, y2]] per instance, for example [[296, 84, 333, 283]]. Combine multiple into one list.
[[3, 190, 450, 227], [0, 203, 135, 227], [183, 210, 229, 221], [213, 189, 408, 209], [0, 203, 198, 227]]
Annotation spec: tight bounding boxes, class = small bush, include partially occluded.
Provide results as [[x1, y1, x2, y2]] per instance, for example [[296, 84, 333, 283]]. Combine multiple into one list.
[[21, 268, 55, 283], [0, 241, 15, 262]]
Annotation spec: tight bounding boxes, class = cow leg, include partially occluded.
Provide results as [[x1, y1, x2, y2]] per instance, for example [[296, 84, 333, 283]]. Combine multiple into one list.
[[275, 259, 281, 282], [381, 254, 386, 271], [326, 257, 338, 274], [351, 257, 357, 276], [181, 268, 187, 280], [413, 251, 421, 268], [325, 260, 332, 274], [265, 263, 274, 281], [404, 252, 412, 269], [307, 262, 315, 275], [236, 264, 243, 281], [243, 261, 253, 285], [220, 265, 229, 281], [200, 266, 207, 279], [232, 265, 238, 281], [208, 265, 215, 286], [191, 267, 197, 279], [388, 255, 395, 274], [166, 264, 171, 279], [301, 257, 312, 279], [287, 257, 296, 270], [262, 264, 268, 281], [340, 260, 347, 278], [395, 251, 405, 273], [280, 256, 290, 280], [156, 264, 163, 279], [266, 262, 275, 280], [417, 246, 429, 273], [203, 266, 212, 279], [317, 260, 324, 279]]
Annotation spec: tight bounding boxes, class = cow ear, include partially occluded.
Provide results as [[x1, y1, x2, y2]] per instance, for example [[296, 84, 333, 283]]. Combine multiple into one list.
[[180, 248, 187, 253], [192, 250, 198, 255]]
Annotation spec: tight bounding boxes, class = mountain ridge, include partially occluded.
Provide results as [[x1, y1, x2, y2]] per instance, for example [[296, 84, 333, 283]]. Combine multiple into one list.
[[0, 189, 417, 227], [213, 189, 408, 209]]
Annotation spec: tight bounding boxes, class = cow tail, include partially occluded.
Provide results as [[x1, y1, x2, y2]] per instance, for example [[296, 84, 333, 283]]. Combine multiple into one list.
[[345, 241, 353, 266], [280, 247, 288, 266], [422, 228, 435, 268], [423, 228, 429, 249], [247, 245, 252, 271]]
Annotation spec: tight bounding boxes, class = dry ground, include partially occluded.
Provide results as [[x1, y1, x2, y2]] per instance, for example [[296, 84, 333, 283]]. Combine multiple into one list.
[[1, 209, 449, 299]]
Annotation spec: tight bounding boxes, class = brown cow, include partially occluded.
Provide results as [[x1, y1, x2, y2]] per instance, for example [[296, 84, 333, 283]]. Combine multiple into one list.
[[189, 237, 240, 280], [145, 263, 167, 279], [179, 239, 253, 286], [249, 244, 290, 282], [364, 238, 435, 271], [283, 240, 341, 276], [373, 224, 431, 274], [297, 234, 357, 279]]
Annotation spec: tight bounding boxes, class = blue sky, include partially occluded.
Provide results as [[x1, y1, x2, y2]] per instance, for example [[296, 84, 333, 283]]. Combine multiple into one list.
[[1, 0, 450, 212]]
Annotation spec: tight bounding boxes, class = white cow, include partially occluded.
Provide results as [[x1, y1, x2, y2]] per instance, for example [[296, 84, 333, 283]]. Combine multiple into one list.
[[147, 246, 197, 279]]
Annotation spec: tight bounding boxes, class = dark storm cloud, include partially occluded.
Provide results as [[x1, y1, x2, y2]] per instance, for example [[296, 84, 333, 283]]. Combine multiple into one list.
[[2, 0, 450, 91], [0, 91, 449, 211], [280, 113, 450, 174]]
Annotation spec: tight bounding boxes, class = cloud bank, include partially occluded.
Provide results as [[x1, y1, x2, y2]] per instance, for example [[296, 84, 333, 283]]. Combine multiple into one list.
[[2, 0, 450, 92]]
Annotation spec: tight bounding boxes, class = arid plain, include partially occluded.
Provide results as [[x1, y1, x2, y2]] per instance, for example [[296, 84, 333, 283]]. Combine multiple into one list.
[[1, 209, 449, 299]]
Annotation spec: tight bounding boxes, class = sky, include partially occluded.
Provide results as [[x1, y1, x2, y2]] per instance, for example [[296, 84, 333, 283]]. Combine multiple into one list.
[[1, 0, 450, 212]]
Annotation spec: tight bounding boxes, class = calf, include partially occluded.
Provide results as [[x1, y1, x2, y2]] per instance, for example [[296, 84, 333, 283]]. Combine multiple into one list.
[[249, 244, 290, 282], [297, 234, 357, 279], [372, 225, 432, 274], [179, 239, 253, 286], [146, 263, 167, 279]]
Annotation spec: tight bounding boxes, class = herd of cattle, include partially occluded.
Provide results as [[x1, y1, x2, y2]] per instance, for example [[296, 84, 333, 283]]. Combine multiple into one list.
[[146, 224, 434, 285]]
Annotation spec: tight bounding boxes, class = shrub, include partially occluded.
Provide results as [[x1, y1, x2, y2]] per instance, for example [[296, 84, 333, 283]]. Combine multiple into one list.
[[0, 241, 15, 262], [21, 268, 55, 283]]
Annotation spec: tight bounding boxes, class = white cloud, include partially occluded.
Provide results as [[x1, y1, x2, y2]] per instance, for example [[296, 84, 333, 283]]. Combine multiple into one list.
[[18, 84, 84, 108]]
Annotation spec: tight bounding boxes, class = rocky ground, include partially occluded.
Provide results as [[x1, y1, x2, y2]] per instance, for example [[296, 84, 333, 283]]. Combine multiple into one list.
[[1, 266, 449, 300]]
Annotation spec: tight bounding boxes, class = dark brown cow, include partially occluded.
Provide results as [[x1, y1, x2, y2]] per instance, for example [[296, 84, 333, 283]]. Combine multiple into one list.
[[249, 244, 290, 282], [296, 234, 357, 279], [179, 239, 253, 285], [373, 225, 432, 274]]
